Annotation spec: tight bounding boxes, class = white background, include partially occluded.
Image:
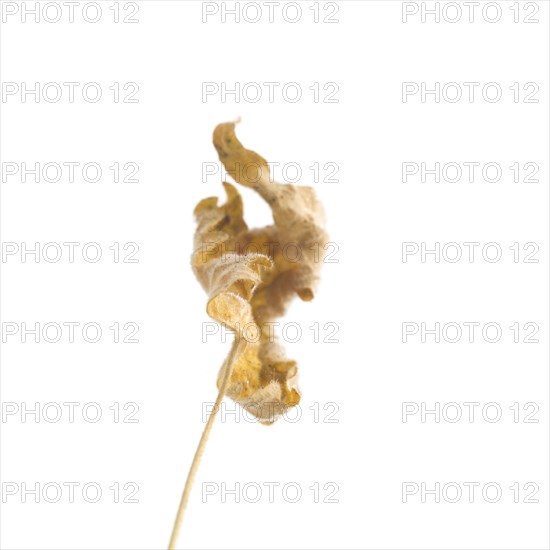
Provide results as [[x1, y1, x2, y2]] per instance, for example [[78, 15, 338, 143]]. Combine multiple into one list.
[[1, 1, 549, 549]]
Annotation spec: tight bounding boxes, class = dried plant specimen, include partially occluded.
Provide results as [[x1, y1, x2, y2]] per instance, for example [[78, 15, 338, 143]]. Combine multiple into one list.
[[168, 121, 328, 548]]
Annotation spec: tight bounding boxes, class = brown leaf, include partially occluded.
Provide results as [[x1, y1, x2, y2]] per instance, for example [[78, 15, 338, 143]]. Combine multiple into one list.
[[192, 121, 328, 423]]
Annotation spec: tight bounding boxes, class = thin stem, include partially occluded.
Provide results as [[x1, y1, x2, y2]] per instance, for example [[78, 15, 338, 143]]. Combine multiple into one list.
[[168, 338, 246, 550]]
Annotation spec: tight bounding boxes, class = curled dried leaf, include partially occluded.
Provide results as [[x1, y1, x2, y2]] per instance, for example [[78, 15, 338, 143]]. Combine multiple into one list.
[[192, 121, 328, 424]]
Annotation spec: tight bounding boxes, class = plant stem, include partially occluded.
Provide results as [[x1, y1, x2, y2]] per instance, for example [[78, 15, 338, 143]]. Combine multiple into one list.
[[168, 338, 246, 550]]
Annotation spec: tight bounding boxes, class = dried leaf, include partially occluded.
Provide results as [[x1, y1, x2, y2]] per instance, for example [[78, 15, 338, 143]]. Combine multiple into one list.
[[192, 121, 328, 424]]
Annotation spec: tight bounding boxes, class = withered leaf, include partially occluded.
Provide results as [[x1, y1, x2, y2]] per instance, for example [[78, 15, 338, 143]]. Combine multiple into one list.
[[192, 121, 328, 424]]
